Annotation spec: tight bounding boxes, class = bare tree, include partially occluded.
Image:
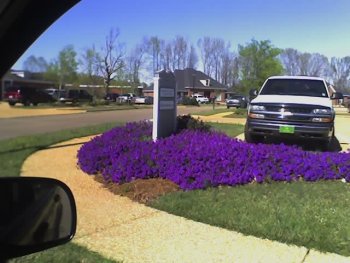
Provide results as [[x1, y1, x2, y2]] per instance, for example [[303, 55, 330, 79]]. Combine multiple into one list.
[[126, 42, 147, 83], [297, 52, 329, 77], [173, 36, 188, 69], [146, 36, 163, 73], [187, 45, 198, 69], [96, 28, 125, 94], [211, 38, 226, 80], [197, 37, 232, 82], [330, 56, 350, 91], [280, 48, 301, 75], [159, 42, 172, 71], [307, 53, 329, 77], [220, 50, 236, 86], [197, 37, 215, 77]]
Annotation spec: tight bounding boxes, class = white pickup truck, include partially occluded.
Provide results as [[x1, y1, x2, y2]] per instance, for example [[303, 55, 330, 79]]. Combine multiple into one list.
[[245, 76, 343, 150], [191, 94, 209, 104]]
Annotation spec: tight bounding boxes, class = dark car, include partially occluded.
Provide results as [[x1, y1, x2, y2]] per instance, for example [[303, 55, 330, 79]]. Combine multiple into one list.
[[226, 95, 247, 109], [104, 93, 119, 102], [59, 89, 93, 104], [5, 86, 56, 106], [145, 96, 154, 104]]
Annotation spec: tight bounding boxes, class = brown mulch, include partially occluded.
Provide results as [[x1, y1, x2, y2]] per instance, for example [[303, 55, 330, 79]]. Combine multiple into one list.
[[94, 175, 180, 204]]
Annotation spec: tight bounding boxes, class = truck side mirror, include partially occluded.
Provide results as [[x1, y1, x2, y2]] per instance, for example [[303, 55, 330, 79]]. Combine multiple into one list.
[[331, 92, 343, 100], [249, 89, 258, 97]]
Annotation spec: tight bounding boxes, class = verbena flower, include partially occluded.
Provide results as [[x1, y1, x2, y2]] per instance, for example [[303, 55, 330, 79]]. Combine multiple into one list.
[[77, 121, 350, 190]]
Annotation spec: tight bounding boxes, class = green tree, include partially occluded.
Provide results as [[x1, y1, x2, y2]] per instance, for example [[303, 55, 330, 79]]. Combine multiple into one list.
[[45, 45, 78, 90], [80, 47, 99, 84], [23, 55, 48, 72], [238, 39, 283, 93]]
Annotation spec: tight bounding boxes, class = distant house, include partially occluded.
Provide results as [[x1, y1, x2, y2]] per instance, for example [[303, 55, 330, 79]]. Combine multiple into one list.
[[0, 70, 54, 100], [143, 68, 228, 102], [327, 83, 341, 106]]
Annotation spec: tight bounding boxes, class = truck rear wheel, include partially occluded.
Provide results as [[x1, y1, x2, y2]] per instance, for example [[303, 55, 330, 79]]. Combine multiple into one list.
[[23, 100, 31, 106]]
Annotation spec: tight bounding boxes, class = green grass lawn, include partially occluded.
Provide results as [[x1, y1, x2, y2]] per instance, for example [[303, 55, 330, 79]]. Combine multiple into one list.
[[0, 123, 121, 263], [150, 177, 350, 256], [0, 122, 121, 177], [85, 104, 152, 112], [196, 106, 248, 118], [210, 122, 244, 137], [223, 108, 247, 118], [196, 106, 232, 116]]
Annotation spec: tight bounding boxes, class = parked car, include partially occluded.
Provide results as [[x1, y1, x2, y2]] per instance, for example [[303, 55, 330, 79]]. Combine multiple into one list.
[[191, 94, 209, 104], [104, 93, 119, 102], [118, 93, 135, 103], [341, 95, 350, 111], [60, 89, 93, 104], [134, 96, 146, 104], [245, 76, 343, 150], [134, 96, 153, 104], [226, 95, 247, 109], [4, 86, 56, 106], [145, 96, 154, 104]]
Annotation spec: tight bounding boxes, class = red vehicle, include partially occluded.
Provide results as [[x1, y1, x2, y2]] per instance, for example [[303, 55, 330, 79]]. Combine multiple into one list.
[[4, 86, 55, 106]]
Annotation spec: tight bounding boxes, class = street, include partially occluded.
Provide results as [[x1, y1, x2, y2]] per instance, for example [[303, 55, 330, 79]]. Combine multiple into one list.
[[0, 106, 207, 140]]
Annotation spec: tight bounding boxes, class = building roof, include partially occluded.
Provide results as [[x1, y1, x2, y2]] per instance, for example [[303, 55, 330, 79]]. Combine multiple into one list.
[[2, 70, 53, 85], [175, 68, 227, 92], [144, 68, 227, 92]]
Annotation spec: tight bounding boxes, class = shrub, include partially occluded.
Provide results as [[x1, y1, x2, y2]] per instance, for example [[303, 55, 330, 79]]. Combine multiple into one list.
[[77, 121, 350, 190], [176, 115, 211, 133], [181, 96, 199, 106], [233, 108, 247, 116]]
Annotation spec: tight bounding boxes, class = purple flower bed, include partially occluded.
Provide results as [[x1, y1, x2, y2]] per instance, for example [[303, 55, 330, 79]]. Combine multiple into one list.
[[77, 121, 350, 190]]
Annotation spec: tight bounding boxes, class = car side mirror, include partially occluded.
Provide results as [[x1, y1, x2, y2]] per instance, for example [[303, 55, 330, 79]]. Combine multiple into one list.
[[0, 177, 77, 260], [331, 92, 343, 100], [249, 89, 258, 97]]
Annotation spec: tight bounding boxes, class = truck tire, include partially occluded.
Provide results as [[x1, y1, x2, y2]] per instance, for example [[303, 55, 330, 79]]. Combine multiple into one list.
[[320, 128, 335, 152], [8, 101, 16, 106], [23, 100, 31, 106]]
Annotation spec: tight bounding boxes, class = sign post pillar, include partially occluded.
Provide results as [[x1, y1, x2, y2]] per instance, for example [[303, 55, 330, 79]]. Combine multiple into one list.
[[152, 70, 177, 141]]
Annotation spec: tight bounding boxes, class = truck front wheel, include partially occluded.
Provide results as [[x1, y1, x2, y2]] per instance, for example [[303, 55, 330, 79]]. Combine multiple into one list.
[[320, 128, 336, 152], [244, 125, 264, 144]]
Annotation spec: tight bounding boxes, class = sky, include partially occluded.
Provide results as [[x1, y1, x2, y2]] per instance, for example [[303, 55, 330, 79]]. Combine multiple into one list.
[[13, 0, 350, 70]]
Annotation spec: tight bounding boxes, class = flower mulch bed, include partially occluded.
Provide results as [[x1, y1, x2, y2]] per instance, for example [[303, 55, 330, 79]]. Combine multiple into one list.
[[94, 175, 180, 204]]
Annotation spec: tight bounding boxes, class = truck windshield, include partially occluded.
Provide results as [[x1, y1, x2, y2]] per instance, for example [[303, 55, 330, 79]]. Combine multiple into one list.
[[260, 79, 328, 98]]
